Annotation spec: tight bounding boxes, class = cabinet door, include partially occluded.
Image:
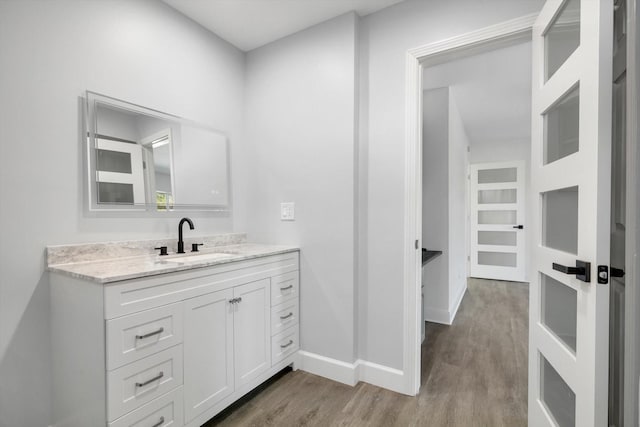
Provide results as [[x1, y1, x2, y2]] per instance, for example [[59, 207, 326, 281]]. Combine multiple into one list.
[[183, 288, 234, 423], [233, 279, 271, 388]]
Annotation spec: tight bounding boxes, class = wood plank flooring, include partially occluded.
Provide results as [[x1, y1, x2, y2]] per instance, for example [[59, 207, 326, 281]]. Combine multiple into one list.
[[203, 278, 528, 427]]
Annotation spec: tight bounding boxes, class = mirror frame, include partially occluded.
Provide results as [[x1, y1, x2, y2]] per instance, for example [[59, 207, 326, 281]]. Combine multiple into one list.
[[85, 91, 232, 213]]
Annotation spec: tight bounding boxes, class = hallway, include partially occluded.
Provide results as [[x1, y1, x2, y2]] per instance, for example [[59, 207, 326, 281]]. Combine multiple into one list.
[[206, 278, 529, 427]]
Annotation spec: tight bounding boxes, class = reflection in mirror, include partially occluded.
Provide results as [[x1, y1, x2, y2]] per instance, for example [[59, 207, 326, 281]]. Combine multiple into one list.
[[85, 92, 230, 211]]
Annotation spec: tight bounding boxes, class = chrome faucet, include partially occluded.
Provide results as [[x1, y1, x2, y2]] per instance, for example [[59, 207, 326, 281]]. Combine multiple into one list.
[[177, 217, 194, 254]]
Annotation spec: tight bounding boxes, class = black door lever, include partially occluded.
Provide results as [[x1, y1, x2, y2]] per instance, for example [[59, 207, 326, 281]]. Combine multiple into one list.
[[552, 260, 591, 282], [610, 267, 625, 278], [513, 225, 524, 229]]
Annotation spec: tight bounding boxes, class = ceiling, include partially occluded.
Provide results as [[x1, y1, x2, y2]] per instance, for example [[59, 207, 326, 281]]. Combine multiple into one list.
[[423, 41, 532, 146], [162, 0, 405, 52]]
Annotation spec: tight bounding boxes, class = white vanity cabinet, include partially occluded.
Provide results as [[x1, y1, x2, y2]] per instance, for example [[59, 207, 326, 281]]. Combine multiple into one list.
[[50, 250, 299, 427], [183, 278, 271, 424]]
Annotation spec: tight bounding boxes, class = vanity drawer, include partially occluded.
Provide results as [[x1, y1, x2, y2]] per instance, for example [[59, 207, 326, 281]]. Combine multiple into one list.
[[106, 303, 183, 370], [107, 345, 183, 422], [109, 387, 184, 427], [270, 272, 298, 306], [271, 325, 299, 365], [271, 300, 299, 336]]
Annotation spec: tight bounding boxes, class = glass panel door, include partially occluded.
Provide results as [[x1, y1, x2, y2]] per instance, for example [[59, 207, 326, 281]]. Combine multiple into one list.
[[529, 1, 612, 426], [469, 161, 526, 282]]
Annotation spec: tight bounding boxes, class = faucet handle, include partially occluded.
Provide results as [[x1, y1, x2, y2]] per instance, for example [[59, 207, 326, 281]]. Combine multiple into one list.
[[191, 243, 204, 252], [154, 246, 169, 256]]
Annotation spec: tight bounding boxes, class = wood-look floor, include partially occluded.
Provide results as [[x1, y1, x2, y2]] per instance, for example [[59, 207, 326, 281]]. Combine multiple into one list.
[[203, 278, 529, 427]]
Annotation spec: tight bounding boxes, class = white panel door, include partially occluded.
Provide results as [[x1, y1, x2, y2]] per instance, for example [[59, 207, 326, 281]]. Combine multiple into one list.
[[469, 161, 526, 282], [233, 279, 271, 388], [183, 288, 234, 423], [529, 1, 612, 426]]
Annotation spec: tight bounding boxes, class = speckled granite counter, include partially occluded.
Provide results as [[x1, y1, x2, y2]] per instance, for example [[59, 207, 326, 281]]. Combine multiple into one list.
[[47, 234, 299, 284]]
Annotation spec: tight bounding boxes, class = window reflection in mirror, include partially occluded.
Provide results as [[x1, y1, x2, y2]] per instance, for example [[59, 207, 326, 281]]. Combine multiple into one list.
[[85, 91, 230, 212]]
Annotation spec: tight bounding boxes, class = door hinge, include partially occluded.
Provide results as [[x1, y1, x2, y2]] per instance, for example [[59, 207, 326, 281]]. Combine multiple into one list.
[[415, 240, 419, 250]]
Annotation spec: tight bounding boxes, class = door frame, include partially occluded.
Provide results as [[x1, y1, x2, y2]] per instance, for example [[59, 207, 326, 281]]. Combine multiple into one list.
[[403, 13, 537, 395], [624, 0, 639, 425]]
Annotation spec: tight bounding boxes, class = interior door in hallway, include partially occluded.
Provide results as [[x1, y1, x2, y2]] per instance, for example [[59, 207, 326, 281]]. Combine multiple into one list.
[[469, 161, 526, 282], [529, 0, 613, 426]]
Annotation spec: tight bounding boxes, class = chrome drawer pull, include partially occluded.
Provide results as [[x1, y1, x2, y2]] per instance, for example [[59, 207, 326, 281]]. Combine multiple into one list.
[[151, 416, 165, 427], [280, 312, 294, 320], [280, 340, 294, 349], [136, 327, 164, 340], [136, 371, 164, 388], [280, 285, 294, 291]]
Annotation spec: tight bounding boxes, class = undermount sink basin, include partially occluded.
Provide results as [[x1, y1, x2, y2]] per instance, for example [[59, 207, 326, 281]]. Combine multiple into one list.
[[166, 252, 235, 263]]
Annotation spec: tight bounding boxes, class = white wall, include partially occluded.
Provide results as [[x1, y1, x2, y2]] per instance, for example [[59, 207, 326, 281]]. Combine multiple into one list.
[[0, 2, 245, 426], [421, 88, 468, 324], [422, 88, 449, 320], [447, 94, 470, 314], [470, 139, 530, 164], [244, 13, 358, 363], [358, 0, 543, 369]]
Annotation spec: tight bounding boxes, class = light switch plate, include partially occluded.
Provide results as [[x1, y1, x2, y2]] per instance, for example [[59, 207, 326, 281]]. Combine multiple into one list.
[[280, 202, 295, 221]]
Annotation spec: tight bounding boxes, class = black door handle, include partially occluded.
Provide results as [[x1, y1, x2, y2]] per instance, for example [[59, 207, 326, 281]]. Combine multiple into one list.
[[610, 267, 625, 278], [513, 225, 524, 229], [552, 260, 591, 283]]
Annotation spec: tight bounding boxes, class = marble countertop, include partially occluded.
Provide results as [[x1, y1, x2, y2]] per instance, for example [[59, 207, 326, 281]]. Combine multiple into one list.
[[47, 243, 299, 284]]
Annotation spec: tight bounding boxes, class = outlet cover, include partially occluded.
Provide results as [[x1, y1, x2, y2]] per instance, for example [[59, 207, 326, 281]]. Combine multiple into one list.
[[280, 202, 295, 221]]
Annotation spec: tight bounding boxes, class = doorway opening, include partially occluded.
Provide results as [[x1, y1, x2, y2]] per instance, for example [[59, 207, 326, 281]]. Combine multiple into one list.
[[406, 4, 638, 426], [417, 34, 532, 424]]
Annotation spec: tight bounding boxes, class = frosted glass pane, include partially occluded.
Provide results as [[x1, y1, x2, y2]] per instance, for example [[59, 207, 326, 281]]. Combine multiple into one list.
[[542, 186, 578, 254], [478, 252, 516, 267], [541, 357, 576, 427], [545, 86, 579, 164], [478, 189, 517, 204], [96, 149, 132, 174], [478, 167, 517, 183], [478, 210, 517, 225], [545, 0, 580, 81], [97, 182, 134, 204], [542, 273, 577, 352], [478, 231, 517, 246]]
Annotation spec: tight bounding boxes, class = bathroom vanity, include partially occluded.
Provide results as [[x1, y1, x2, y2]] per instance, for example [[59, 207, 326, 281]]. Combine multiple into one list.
[[48, 235, 300, 427]]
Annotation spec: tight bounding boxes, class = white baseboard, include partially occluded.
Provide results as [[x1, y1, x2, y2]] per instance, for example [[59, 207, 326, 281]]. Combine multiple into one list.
[[423, 283, 467, 325], [297, 351, 358, 386], [297, 351, 408, 394], [356, 360, 406, 394], [448, 282, 467, 324], [424, 306, 451, 325]]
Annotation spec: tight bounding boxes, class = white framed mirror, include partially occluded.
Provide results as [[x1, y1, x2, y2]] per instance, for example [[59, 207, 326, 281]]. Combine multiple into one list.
[[85, 91, 230, 212]]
